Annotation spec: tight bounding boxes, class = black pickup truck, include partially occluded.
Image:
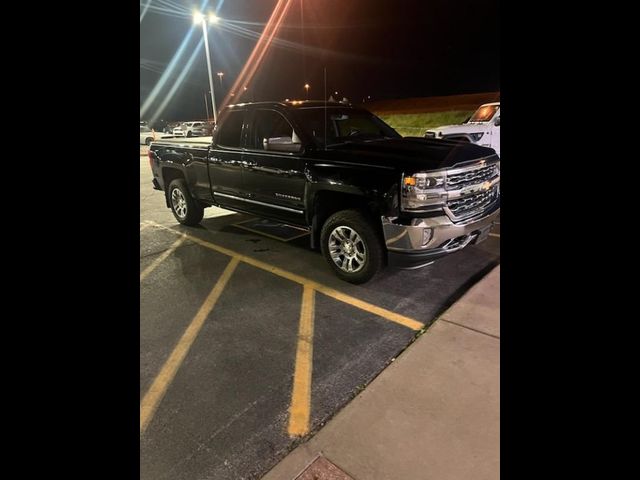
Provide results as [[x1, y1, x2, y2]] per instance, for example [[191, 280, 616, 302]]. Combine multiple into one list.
[[148, 101, 500, 283]]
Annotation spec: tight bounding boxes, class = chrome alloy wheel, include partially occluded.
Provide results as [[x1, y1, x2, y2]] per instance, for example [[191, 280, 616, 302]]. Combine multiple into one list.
[[171, 188, 188, 219], [328, 226, 367, 273]]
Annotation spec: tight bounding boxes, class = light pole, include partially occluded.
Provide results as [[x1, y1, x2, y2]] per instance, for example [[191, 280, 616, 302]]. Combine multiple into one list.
[[194, 12, 219, 124], [204, 91, 209, 121], [304, 83, 310, 100]]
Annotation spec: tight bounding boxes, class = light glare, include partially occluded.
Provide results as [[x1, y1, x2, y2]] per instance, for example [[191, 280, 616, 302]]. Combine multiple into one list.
[[193, 11, 205, 24]]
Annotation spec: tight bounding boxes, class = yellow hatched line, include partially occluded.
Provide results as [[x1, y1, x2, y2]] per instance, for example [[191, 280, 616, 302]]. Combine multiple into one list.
[[288, 286, 316, 437], [139, 233, 187, 282], [147, 222, 424, 331], [140, 257, 240, 434]]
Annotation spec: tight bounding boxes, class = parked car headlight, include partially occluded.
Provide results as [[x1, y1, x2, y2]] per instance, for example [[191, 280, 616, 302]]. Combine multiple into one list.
[[425, 131, 436, 138], [469, 132, 484, 142], [402, 172, 447, 212]]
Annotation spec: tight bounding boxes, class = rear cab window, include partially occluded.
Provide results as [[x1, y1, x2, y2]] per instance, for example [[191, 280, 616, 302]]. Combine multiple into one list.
[[216, 110, 245, 149]]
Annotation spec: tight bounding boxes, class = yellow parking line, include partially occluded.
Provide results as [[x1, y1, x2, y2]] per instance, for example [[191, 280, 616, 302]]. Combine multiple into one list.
[[140, 257, 240, 434], [489, 233, 500, 238], [314, 285, 424, 330], [288, 286, 315, 437], [140, 233, 187, 282], [147, 222, 424, 331]]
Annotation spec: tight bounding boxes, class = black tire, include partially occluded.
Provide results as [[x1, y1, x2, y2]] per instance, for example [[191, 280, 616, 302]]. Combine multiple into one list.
[[168, 178, 204, 226], [145, 137, 153, 145], [187, 131, 192, 137], [320, 209, 385, 284]]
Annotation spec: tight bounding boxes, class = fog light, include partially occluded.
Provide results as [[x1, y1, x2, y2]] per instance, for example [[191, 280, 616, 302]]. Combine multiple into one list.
[[422, 228, 433, 246]]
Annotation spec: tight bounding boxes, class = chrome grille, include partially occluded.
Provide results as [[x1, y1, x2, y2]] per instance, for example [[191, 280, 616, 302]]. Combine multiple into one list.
[[447, 185, 499, 220], [446, 164, 498, 190]]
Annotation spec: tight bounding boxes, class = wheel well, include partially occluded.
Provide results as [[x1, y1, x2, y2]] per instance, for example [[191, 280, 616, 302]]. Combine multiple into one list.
[[161, 168, 186, 207], [311, 191, 382, 249]]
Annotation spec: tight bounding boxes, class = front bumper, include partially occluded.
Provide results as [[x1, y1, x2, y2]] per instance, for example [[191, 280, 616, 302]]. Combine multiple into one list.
[[382, 204, 500, 269]]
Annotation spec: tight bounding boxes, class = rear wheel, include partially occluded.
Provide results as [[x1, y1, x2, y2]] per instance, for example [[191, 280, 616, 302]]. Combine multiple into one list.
[[320, 209, 384, 284], [145, 137, 153, 145], [168, 179, 204, 226]]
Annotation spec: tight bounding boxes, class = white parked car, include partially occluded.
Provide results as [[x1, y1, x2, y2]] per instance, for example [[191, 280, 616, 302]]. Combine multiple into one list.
[[425, 102, 500, 156], [173, 121, 206, 137], [140, 126, 170, 145]]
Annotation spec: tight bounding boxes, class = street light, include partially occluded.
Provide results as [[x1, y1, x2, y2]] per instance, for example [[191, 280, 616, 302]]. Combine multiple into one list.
[[304, 83, 310, 99], [194, 11, 219, 124], [217, 72, 224, 88]]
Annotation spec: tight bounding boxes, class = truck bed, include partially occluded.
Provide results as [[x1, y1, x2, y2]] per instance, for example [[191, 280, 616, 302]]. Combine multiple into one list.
[[152, 136, 213, 147]]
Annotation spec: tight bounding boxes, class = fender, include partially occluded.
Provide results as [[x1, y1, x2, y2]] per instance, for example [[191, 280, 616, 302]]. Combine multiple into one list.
[[304, 161, 401, 248]]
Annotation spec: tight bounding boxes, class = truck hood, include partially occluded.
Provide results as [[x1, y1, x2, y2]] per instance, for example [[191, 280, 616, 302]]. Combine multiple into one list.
[[318, 137, 496, 172]]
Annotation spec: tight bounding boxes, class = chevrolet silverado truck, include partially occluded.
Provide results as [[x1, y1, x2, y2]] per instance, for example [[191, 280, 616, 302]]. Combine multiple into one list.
[[148, 101, 500, 283], [425, 102, 500, 156]]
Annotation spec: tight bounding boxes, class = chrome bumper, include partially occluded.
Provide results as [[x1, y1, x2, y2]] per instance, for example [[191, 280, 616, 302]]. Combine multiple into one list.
[[382, 205, 500, 268]]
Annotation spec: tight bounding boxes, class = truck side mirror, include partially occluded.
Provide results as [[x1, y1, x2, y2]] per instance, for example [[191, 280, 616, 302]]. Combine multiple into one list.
[[263, 136, 302, 153], [494, 116, 500, 126]]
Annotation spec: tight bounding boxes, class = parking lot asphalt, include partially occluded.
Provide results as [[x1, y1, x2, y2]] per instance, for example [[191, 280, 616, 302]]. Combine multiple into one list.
[[139, 153, 500, 479]]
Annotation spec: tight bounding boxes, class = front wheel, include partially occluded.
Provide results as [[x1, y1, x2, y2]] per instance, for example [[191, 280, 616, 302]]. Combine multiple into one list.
[[320, 209, 385, 284], [168, 179, 204, 226]]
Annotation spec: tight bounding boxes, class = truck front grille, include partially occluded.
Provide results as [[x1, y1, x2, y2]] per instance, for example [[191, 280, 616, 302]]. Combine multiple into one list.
[[446, 164, 499, 190], [446, 184, 499, 221]]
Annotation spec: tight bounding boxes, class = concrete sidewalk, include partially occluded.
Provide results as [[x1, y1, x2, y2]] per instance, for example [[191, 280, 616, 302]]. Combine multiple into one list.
[[263, 265, 500, 480]]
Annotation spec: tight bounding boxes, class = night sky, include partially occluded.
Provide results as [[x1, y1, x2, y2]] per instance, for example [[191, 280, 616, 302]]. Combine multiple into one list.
[[140, 0, 499, 121]]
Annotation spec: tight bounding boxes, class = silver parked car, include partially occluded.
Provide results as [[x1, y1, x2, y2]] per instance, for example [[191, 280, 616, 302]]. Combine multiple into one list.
[[140, 126, 171, 145]]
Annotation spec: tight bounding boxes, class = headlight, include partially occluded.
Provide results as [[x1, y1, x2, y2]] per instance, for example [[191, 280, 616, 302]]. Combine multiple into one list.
[[402, 172, 447, 212], [425, 131, 436, 138], [469, 132, 484, 142]]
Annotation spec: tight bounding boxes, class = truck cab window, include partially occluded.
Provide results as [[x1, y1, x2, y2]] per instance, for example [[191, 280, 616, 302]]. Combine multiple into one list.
[[217, 111, 244, 148], [251, 110, 296, 150]]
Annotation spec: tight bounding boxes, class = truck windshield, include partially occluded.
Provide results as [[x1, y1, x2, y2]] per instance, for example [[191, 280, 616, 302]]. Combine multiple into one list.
[[468, 104, 499, 123], [294, 107, 401, 147]]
